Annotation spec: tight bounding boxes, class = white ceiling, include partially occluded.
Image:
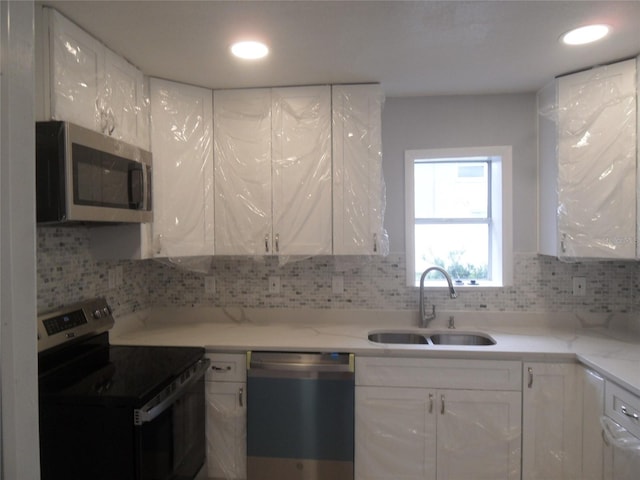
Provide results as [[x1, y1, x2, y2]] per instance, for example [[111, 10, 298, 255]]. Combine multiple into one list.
[[41, 0, 640, 97]]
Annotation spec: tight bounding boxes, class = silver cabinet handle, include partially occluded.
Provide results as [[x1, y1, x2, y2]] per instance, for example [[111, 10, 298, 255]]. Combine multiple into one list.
[[373, 233, 378, 253], [621, 405, 639, 421], [239, 387, 244, 408], [440, 394, 445, 415], [428, 393, 434, 414], [265, 234, 269, 253], [275, 233, 279, 253], [528, 367, 533, 388], [211, 365, 231, 372]]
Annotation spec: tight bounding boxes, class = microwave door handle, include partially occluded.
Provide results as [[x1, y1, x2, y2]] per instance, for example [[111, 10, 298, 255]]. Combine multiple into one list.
[[143, 165, 151, 212], [128, 168, 144, 209]]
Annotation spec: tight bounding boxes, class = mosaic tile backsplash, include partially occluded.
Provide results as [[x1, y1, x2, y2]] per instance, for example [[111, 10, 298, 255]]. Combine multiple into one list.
[[37, 226, 640, 317]]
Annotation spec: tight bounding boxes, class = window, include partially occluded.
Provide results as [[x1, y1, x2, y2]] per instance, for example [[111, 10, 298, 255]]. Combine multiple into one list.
[[405, 146, 513, 287]]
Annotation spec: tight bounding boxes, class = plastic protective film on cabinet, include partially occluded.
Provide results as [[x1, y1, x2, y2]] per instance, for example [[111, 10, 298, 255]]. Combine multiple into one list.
[[601, 416, 640, 480], [356, 392, 521, 480], [540, 59, 637, 260], [332, 84, 389, 256], [49, 8, 149, 146], [207, 395, 246, 480], [214, 86, 333, 262], [150, 78, 214, 268]]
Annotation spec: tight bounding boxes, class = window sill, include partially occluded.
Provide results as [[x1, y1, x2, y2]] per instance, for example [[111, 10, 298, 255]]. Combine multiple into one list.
[[414, 281, 507, 289]]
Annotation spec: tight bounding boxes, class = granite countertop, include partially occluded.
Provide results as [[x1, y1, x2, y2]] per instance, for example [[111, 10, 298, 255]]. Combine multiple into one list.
[[110, 307, 640, 397]]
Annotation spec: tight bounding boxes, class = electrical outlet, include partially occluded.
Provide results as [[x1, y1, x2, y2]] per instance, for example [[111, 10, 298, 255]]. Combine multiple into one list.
[[108, 266, 123, 289], [108, 268, 117, 290], [332, 275, 344, 295], [269, 276, 281, 294], [572, 276, 586, 296], [205, 276, 216, 294]]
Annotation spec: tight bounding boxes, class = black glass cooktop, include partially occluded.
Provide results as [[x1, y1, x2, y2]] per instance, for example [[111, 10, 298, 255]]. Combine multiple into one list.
[[39, 342, 204, 408]]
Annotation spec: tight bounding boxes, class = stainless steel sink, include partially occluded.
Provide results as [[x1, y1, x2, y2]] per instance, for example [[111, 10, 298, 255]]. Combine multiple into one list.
[[367, 330, 496, 346], [429, 332, 496, 346], [367, 332, 429, 344]]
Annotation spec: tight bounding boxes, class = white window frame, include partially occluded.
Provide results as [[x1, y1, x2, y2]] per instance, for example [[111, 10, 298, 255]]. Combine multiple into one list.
[[405, 146, 513, 288]]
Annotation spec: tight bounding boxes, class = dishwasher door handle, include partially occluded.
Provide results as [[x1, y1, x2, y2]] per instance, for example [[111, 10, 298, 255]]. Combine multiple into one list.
[[249, 352, 355, 375]]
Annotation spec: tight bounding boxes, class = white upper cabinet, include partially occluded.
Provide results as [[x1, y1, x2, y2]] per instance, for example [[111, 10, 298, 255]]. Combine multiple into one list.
[[46, 8, 103, 132], [214, 85, 332, 256], [214, 88, 272, 255], [150, 78, 215, 258], [332, 84, 387, 255], [271, 86, 333, 255], [538, 58, 637, 259], [103, 50, 149, 149], [38, 8, 149, 149]]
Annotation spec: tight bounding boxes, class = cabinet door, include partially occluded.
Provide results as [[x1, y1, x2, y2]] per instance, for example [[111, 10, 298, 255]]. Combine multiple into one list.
[[271, 86, 332, 255], [150, 78, 214, 257], [214, 89, 272, 255], [206, 382, 247, 480], [582, 368, 605, 480], [355, 386, 436, 480], [522, 362, 582, 480], [49, 8, 104, 132], [436, 389, 521, 480], [104, 49, 149, 149], [557, 59, 637, 259], [332, 84, 386, 255]]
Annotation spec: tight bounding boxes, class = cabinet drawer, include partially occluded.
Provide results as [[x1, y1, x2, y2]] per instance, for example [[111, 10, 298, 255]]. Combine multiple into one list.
[[605, 381, 640, 438], [356, 357, 521, 391], [205, 352, 247, 382]]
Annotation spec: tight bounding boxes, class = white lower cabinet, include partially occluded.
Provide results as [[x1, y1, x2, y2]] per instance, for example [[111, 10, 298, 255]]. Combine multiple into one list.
[[522, 362, 583, 480], [355, 357, 521, 480], [581, 367, 605, 480], [205, 353, 247, 480]]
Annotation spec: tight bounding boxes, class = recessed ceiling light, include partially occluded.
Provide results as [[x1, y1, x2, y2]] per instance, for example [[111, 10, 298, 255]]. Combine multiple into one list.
[[561, 24, 610, 45], [230, 41, 269, 60]]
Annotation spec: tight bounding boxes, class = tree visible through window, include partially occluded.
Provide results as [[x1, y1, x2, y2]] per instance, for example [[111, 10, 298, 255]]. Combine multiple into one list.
[[405, 147, 513, 287]]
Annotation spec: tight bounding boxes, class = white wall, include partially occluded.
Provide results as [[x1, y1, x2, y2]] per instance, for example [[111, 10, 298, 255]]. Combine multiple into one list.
[[1, 1, 40, 478], [381, 93, 538, 254]]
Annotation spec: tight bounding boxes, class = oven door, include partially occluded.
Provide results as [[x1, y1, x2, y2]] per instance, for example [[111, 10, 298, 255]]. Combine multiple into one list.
[[136, 366, 207, 480]]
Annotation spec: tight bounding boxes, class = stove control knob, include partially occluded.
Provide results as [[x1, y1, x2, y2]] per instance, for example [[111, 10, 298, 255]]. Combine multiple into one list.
[[93, 309, 102, 319], [102, 307, 110, 316]]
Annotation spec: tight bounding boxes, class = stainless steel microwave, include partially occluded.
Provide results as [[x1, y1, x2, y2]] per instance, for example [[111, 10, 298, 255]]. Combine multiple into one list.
[[36, 121, 152, 224]]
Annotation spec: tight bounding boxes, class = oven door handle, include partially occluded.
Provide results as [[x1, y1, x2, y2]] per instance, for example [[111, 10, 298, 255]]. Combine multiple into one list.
[[133, 358, 209, 426]]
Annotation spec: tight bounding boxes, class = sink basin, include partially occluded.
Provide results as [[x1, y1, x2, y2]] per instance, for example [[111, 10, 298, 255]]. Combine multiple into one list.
[[429, 333, 496, 346], [367, 332, 429, 344], [367, 330, 496, 346]]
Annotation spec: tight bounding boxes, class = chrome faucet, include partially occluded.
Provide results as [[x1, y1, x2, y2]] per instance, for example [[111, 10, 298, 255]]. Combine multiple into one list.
[[419, 266, 457, 328]]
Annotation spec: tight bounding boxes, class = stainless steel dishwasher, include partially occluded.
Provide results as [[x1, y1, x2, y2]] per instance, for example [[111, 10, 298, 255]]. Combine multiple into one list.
[[247, 351, 355, 480]]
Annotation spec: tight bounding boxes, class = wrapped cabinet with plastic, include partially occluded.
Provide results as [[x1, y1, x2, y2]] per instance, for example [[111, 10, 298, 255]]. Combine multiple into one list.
[[540, 58, 637, 260], [150, 78, 215, 259], [601, 416, 640, 480], [332, 84, 389, 256], [214, 86, 332, 257], [44, 7, 149, 150], [356, 358, 522, 480], [206, 384, 247, 480]]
